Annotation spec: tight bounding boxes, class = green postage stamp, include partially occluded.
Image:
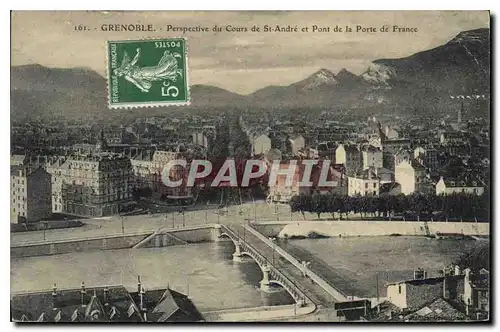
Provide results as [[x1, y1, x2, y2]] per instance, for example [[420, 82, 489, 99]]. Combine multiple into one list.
[[107, 38, 189, 108]]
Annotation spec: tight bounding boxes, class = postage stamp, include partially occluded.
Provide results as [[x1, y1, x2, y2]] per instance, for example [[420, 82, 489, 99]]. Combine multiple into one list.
[[107, 38, 189, 108]]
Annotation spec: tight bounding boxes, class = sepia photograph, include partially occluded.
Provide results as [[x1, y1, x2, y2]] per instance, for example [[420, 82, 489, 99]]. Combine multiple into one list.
[[9, 10, 491, 323]]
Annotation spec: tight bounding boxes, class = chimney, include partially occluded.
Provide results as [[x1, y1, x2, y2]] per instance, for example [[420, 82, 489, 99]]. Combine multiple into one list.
[[137, 275, 141, 295], [103, 287, 109, 306], [80, 281, 86, 307], [443, 276, 447, 299], [454, 265, 461, 276], [52, 283, 58, 310], [139, 286, 145, 312], [464, 268, 471, 283]]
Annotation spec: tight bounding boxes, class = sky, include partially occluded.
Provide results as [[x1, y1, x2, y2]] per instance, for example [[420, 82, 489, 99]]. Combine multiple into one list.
[[11, 11, 490, 94]]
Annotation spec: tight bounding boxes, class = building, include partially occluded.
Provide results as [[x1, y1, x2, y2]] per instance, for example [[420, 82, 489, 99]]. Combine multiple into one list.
[[130, 151, 155, 190], [263, 148, 282, 164], [289, 134, 305, 155], [11, 277, 203, 322], [361, 146, 383, 170], [435, 177, 485, 196], [317, 141, 337, 162], [440, 132, 468, 145], [347, 167, 380, 196], [192, 132, 211, 150], [382, 138, 411, 155], [309, 161, 347, 196], [382, 139, 411, 171], [393, 148, 413, 168], [267, 161, 305, 203], [387, 274, 464, 311], [10, 166, 52, 223], [252, 134, 272, 156], [369, 297, 469, 322], [385, 267, 489, 320], [376, 167, 394, 184], [335, 144, 362, 176], [11, 154, 29, 166], [47, 152, 134, 217], [463, 268, 490, 316], [152, 150, 193, 201], [463, 268, 489, 315], [267, 160, 346, 202], [384, 126, 399, 140], [414, 147, 439, 171], [395, 160, 432, 195]]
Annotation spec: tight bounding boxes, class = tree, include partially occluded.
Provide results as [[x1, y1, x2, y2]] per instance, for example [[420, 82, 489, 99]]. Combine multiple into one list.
[[454, 244, 490, 272], [335, 195, 351, 220], [312, 193, 328, 219]]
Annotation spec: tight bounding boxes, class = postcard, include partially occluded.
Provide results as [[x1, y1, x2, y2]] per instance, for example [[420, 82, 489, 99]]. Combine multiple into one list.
[[10, 10, 490, 323]]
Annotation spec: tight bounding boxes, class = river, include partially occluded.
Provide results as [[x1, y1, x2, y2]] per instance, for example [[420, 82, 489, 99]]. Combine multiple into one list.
[[10, 240, 294, 312], [11, 234, 487, 310]]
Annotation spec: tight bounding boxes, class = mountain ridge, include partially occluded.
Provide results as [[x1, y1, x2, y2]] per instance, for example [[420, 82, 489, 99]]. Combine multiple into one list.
[[11, 27, 490, 121]]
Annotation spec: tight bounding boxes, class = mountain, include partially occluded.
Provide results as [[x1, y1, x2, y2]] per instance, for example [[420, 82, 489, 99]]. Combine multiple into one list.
[[11, 64, 105, 93], [248, 68, 367, 108], [361, 28, 490, 94], [336, 68, 366, 87], [11, 65, 110, 122], [11, 28, 490, 121], [291, 68, 338, 90], [10, 65, 244, 122], [250, 68, 338, 100], [189, 84, 245, 107]]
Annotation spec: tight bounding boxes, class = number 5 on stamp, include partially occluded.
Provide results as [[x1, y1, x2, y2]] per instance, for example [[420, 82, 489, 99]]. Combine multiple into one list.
[[107, 38, 190, 108]]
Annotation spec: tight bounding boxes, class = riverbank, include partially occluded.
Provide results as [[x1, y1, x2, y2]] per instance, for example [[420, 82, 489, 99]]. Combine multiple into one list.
[[11, 219, 85, 233], [10, 225, 220, 258], [202, 303, 316, 322], [252, 220, 489, 238]]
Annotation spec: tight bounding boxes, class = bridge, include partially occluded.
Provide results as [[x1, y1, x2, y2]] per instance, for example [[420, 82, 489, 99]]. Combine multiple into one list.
[[216, 224, 349, 308], [218, 224, 309, 306]]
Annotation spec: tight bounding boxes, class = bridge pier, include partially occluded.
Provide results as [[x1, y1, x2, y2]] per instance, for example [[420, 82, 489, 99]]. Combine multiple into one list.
[[259, 264, 273, 292], [212, 224, 223, 242], [232, 241, 244, 262], [297, 298, 305, 307]]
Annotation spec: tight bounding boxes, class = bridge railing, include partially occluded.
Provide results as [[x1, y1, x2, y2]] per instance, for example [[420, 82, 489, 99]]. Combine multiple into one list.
[[244, 224, 348, 302], [220, 225, 310, 304]]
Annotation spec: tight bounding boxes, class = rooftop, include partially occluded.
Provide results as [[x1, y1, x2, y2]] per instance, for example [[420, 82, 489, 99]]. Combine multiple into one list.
[[11, 283, 203, 323]]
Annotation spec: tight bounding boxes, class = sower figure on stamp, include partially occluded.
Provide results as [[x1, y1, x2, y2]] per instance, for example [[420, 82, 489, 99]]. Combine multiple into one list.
[[114, 48, 183, 93]]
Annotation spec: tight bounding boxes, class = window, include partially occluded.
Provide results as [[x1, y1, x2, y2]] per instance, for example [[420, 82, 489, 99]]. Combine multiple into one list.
[[373, 191, 377, 196], [398, 285, 402, 294], [13, 208, 15, 212], [365, 183, 368, 189], [373, 183, 377, 188]]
